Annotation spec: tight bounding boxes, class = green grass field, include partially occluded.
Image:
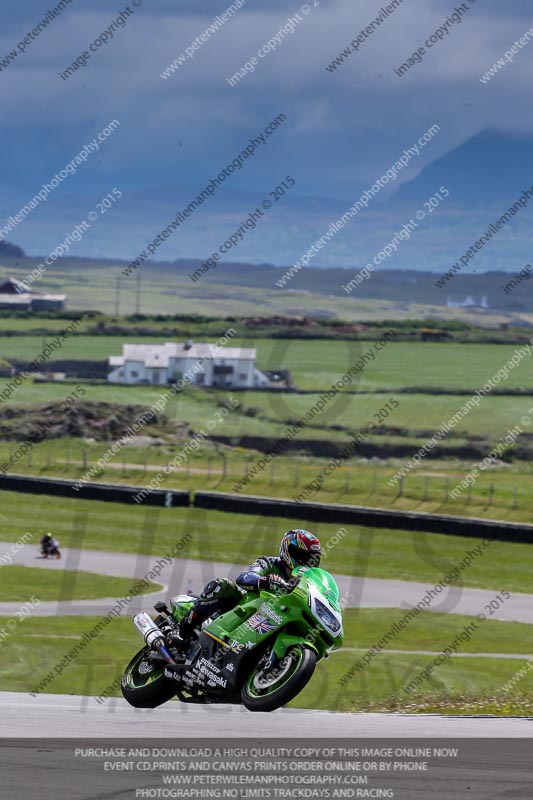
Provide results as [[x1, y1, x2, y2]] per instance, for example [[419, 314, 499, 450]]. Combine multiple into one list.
[[2, 336, 533, 392], [1, 295, 533, 715], [0, 490, 532, 592], [0, 566, 160, 602], [2, 610, 533, 714], [2, 333, 533, 534], [310, 651, 533, 714], [5, 379, 533, 440], [301, 609, 533, 714], [1, 335, 533, 500], [342, 608, 533, 655], [5, 430, 533, 528]]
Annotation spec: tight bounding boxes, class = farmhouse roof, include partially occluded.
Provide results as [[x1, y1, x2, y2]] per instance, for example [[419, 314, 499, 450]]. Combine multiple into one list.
[[119, 342, 256, 363]]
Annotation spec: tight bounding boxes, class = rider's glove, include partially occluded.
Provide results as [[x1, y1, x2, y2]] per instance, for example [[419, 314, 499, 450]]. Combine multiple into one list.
[[266, 574, 295, 594]]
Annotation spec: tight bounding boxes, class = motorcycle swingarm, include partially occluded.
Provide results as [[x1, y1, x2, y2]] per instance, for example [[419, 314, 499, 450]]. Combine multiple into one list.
[[163, 664, 189, 680]]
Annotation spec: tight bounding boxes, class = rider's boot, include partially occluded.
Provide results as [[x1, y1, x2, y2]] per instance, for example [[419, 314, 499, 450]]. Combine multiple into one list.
[[170, 606, 199, 655]]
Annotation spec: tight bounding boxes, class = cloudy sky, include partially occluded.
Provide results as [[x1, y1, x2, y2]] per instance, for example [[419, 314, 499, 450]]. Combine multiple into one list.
[[1, 0, 532, 265]]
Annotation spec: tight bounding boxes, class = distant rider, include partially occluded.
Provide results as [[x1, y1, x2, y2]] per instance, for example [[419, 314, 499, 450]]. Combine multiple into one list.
[[40, 533, 60, 558]]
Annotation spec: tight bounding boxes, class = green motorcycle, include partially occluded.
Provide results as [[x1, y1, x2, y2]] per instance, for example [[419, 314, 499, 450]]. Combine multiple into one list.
[[121, 566, 344, 713]]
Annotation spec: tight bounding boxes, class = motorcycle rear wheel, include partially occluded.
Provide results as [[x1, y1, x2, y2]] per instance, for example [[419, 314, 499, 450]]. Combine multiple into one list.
[[241, 645, 316, 712], [121, 646, 176, 708]]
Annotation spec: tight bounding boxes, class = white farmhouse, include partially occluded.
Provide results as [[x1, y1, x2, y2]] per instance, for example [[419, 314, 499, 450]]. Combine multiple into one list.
[[107, 340, 269, 388]]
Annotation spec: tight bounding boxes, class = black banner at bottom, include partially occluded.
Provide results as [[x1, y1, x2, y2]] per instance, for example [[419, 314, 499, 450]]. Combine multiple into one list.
[[1, 738, 533, 800]]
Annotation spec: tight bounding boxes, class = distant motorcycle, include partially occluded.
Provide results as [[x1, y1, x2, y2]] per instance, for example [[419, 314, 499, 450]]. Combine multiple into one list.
[[40, 535, 61, 559]]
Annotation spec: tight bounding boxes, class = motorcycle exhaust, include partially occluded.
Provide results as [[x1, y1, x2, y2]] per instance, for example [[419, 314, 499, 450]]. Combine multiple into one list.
[[133, 612, 177, 667]]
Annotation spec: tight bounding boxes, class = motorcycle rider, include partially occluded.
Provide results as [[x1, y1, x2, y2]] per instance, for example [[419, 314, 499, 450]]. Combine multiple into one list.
[[174, 529, 321, 650], [40, 533, 60, 558]]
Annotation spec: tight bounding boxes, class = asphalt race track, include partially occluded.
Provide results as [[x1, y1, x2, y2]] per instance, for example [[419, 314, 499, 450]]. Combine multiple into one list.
[[2, 691, 533, 737], [2, 539, 533, 624]]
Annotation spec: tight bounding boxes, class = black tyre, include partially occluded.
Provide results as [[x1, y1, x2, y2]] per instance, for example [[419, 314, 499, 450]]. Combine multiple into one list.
[[241, 645, 316, 712], [121, 646, 176, 708]]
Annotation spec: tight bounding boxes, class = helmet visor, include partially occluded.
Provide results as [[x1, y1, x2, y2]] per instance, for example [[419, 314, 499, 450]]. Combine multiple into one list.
[[288, 544, 321, 568]]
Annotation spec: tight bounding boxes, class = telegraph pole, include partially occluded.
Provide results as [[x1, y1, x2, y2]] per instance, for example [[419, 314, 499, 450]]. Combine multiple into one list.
[[115, 276, 120, 317], [135, 270, 141, 315]]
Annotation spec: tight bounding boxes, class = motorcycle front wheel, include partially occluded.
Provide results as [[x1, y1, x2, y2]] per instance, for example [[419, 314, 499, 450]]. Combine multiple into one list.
[[241, 645, 316, 712], [121, 646, 176, 708]]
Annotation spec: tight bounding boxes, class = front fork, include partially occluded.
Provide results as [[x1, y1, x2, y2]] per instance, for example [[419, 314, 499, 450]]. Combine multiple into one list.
[[265, 633, 320, 670]]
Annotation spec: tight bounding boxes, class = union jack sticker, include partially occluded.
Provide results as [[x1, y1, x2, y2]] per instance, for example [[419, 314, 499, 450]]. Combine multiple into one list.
[[246, 612, 277, 634]]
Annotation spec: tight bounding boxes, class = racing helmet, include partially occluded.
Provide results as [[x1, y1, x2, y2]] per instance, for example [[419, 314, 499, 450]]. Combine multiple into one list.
[[279, 529, 321, 570]]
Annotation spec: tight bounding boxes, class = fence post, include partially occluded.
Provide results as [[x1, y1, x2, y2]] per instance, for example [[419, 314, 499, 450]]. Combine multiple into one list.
[[444, 478, 450, 503], [488, 484, 494, 506], [82, 450, 87, 470], [513, 486, 518, 509], [398, 476, 404, 497]]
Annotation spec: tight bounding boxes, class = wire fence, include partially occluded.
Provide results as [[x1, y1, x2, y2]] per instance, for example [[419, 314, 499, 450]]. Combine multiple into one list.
[[1, 441, 527, 517]]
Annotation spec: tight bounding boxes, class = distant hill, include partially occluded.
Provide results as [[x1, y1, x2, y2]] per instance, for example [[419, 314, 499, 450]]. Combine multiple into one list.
[[5, 129, 533, 272], [0, 241, 25, 259], [392, 130, 533, 208]]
